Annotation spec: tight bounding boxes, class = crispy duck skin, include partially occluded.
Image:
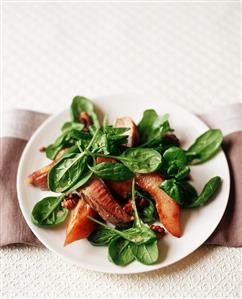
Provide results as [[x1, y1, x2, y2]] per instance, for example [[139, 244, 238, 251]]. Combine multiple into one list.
[[26, 148, 67, 190], [115, 116, 139, 147], [96, 157, 132, 199], [136, 173, 182, 237], [80, 177, 132, 225]]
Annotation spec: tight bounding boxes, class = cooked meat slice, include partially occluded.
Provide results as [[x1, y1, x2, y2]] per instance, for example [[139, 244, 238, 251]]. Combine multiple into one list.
[[136, 173, 182, 237], [95, 157, 132, 199], [64, 199, 97, 246], [26, 148, 67, 190], [80, 177, 132, 225], [115, 117, 139, 147]]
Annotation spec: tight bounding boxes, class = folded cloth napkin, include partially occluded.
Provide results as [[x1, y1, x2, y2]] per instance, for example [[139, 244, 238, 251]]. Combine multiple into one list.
[[1, 104, 241, 247]]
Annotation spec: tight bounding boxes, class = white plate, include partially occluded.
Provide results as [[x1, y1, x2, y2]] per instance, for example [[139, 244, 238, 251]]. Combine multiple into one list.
[[17, 95, 230, 274]]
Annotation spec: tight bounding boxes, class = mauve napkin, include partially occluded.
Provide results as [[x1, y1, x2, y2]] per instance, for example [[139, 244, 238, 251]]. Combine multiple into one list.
[[0, 104, 241, 247]]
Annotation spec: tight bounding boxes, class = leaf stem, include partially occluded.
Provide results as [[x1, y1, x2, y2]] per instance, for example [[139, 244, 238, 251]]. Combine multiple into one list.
[[88, 216, 127, 239], [85, 151, 131, 163], [85, 127, 101, 152], [42, 195, 65, 221], [131, 178, 141, 227]]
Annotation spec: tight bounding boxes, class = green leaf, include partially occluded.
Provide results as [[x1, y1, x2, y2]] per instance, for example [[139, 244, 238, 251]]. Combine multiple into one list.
[[92, 127, 129, 155], [184, 176, 221, 208], [70, 96, 100, 128], [45, 133, 68, 160], [122, 226, 157, 245], [140, 198, 157, 224], [131, 240, 159, 265], [160, 179, 184, 204], [88, 216, 156, 245], [108, 237, 135, 266], [48, 153, 86, 192], [135, 190, 157, 224], [180, 182, 198, 205], [127, 179, 156, 244], [120, 148, 162, 173], [67, 169, 93, 192], [160, 178, 199, 205], [66, 129, 92, 141], [163, 146, 187, 168], [90, 162, 134, 181], [138, 109, 160, 143], [45, 128, 89, 160], [31, 195, 68, 227], [88, 227, 117, 246], [61, 122, 85, 133], [138, 110, 171, 146], [48, 128, 101, 192], [175, 166, 190, 180], [186, 129, 223, 165]]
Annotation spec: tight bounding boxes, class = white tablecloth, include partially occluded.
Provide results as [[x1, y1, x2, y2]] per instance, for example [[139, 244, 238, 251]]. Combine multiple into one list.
[[1, 2, 241, 298]]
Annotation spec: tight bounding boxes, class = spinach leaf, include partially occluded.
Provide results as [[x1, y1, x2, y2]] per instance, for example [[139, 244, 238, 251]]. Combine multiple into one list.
[[61, 122, 84, 133], [135, 190, 157, 224], [120, 148, 162, 173], [89, 216, 156, 245], [186, 129, 223, 165], [48, 153, 87, 192], [121, 226, 156, 245], [67, 169, 93, 192], [45, 128, 89, 160], [45, 133, 69, 160], [70, 96, 100, 128], [138, 109, 172, 146], [138, 109, 159, 143], [160, 179, 184, 204], [174, 166, 190, 180], [66, 129, 92, 141], [180, 182, 198, 205], [131, 240, 159, 265], [161, 147, 190, 179], [92, 127, 129, 155], [88, 227, 117, 246], [105, 127, 129, 154], [184, 176, 221, 208], [67, 130, 92, 151], [140, 197, 157, 224], [163, 146, 187, 168], [108, 237, 135, 266], [31, 195, 68, 227], [90, 162, 134, 181], [48, 128, 101, 192], [160, 178, 199, 205], [128, 179, 157, 244], [91, 130, 108, 154]]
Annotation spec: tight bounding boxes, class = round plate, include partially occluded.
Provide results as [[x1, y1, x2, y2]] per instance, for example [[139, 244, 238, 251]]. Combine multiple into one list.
[[17, 95, 230, 274]]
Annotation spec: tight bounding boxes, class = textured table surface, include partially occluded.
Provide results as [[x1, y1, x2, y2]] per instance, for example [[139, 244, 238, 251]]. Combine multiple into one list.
[[1, 2, 241, 298]]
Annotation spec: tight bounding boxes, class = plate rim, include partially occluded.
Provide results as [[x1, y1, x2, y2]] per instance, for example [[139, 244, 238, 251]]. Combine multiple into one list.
[[16, 95, 230, 274]]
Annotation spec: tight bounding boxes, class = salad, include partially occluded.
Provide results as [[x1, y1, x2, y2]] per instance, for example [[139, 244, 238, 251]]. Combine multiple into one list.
[[27, 96, 223, 266]]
